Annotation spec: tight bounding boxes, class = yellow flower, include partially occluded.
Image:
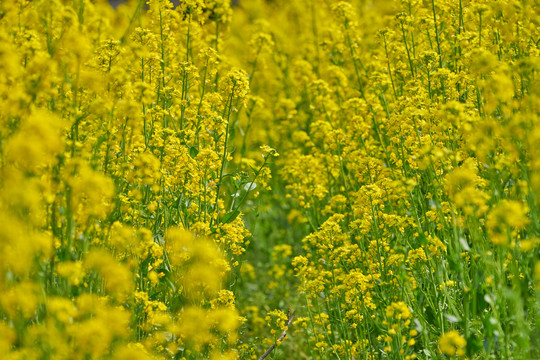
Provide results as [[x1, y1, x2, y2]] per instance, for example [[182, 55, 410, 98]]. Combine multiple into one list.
[[166, 228, 230, 299], [438, 330, 467, 357], [260, 144, 279, 158], [68, 162, 115, 224], [487, 200, 530, 245], [385, 302, 412, 322], [4, 109, 65, 172], [56, 261, 85, 286], [85, 249, 134, 302], [222, 68, 250, 100]]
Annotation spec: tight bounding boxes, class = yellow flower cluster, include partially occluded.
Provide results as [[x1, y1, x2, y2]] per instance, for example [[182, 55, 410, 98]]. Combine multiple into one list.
[[0, 0, 274, 359], [0, 0, 539, 359], [227, 0, 539, 359], [439, 330, 467, 357]]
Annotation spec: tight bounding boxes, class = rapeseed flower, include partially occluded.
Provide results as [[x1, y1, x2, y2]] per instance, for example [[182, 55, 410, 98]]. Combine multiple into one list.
[[438, 330, 467, 357]]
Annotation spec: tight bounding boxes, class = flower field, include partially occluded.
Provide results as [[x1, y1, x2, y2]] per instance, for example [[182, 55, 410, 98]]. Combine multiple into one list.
[[0, 0, 538, 359]]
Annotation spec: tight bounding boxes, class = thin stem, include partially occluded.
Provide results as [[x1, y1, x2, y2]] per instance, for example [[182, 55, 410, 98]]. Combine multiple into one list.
[[431, 0, 443, 68], [258, 311, 296, 360], [210, 89, 235, 227]]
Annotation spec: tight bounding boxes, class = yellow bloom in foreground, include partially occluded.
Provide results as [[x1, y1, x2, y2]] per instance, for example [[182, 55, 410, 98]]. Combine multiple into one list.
[[487, 200, 529, 245], [438, 330, 466, 356], [85, 250, 134, 301], [4, 109, 65, 171], [166, 228, 230, 299]]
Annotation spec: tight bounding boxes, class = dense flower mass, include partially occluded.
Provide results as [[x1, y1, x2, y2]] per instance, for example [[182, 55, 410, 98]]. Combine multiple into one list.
[[0, 0, 538, 359]]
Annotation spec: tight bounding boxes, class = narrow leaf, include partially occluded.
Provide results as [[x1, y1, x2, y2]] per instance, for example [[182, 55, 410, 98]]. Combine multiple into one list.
[[222, 210, 240, 224]]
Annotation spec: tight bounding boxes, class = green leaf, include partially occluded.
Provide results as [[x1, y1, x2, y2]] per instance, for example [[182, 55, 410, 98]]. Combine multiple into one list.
[[248, 165, 259, 174], [222, 210, 240, 224], [189, 146, 199, 158]]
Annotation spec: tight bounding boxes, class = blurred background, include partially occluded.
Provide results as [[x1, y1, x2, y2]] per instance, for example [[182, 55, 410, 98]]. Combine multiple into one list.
[[108, 0, 239, 8]]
